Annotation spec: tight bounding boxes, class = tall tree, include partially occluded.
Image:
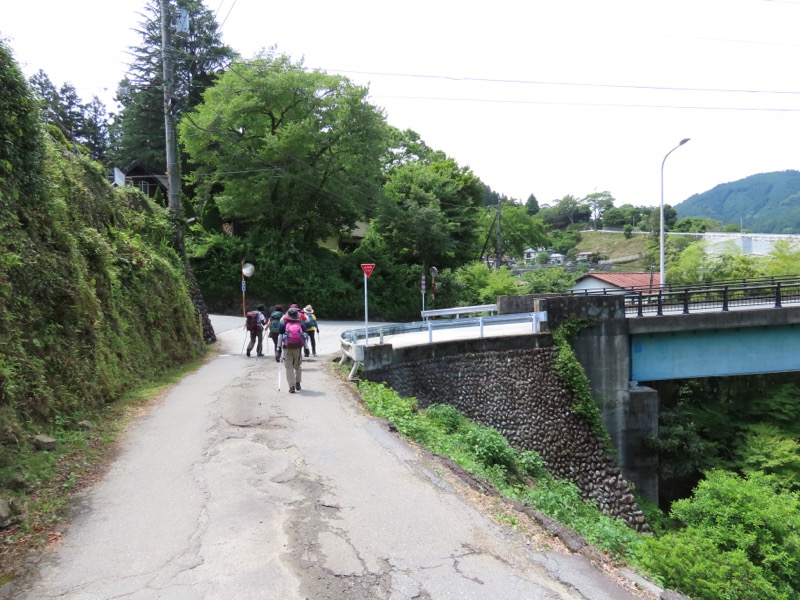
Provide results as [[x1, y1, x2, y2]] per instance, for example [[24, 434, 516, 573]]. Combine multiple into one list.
[[376, 157, 484, 268], [583, 191, 615, 230], [110, 0, 235, 171], [28, 71, 109, 160], [179, 51, 389, 246], [482, 185, 508, 207], [478, 201, 548, 260], [525, 193, 539, 215], [76, 96, 110, 162]]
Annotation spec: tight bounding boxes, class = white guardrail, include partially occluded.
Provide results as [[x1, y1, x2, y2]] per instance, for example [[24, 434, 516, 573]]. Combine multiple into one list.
[[339, 305, 548, 379]]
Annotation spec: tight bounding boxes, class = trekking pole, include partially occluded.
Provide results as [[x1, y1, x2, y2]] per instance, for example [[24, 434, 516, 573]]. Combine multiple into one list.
[[277, 354, 283, 391], [240, 327, 248, 355]]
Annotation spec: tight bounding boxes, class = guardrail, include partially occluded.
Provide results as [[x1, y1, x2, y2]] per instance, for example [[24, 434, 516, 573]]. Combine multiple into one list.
[[421, 304, 496, 320], [340, 309, 547, 379]]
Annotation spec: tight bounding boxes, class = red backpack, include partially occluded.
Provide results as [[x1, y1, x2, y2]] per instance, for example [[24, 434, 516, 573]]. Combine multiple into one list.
[[245, 311, 260, 332], [283, 321, 305, 348]]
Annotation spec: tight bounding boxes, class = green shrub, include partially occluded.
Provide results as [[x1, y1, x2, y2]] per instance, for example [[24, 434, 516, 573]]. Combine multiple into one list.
[[464, 425, 517, 471], [425, 403, 463, 434], [517, 450, 547, 479], [634, 530, 780, 600], [634, 470, 800, 599]]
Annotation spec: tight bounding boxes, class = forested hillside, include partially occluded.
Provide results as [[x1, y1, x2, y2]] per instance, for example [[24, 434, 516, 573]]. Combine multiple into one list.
[[0, 43, 204, 470], [675, 170, 800, 233]]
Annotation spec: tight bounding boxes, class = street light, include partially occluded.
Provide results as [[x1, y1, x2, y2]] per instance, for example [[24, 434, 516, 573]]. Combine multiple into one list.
[[660, 138, 690, 287]]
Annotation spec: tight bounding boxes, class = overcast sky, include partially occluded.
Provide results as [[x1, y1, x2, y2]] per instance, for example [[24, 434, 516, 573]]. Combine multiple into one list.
[[3, 0, 800, 215]]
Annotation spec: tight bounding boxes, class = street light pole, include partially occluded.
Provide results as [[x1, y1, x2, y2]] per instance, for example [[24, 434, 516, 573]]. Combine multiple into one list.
[[660, 138, 690, 287]]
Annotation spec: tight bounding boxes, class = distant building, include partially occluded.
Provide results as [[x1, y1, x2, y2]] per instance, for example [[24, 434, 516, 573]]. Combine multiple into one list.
[[569, 271, 655, 294], [115, 161, 168, 198], [319, 221, 368, 252]]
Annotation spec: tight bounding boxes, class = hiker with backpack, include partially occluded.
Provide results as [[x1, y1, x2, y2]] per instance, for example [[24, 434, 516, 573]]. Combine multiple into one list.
[[266, 304, 285, 362], [303, 305, 320, 357], [279, 307, 308, 393], [245, 304, 268, 357]]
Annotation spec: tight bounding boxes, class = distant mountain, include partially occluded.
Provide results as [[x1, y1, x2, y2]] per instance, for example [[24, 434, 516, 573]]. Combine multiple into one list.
[[675, 170, 800, 234]]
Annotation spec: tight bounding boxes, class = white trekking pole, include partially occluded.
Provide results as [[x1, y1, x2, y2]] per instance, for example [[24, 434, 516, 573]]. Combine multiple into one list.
[[277, 344, 283, 391]]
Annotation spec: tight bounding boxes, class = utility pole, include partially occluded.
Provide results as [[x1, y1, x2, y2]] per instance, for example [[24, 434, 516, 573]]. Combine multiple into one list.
[[161, 0, 182, 245], [495, 201, 502, 268]]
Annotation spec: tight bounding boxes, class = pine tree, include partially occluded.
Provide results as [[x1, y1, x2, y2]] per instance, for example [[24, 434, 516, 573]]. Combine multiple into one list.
[[109, 0, 235, 172]]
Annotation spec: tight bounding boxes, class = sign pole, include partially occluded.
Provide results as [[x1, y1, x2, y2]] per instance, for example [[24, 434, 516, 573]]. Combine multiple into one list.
[[241, 260, 246, 317], [364, 270, 369, 345], [360, 263, 376, 346], [421, 274, 426, 315]]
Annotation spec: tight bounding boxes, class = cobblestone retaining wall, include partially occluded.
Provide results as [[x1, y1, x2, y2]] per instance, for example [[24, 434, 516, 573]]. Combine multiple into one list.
[[365, 341, 647, 531]]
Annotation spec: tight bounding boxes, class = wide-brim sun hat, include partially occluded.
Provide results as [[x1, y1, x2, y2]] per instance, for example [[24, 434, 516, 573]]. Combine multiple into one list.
[[287, 308, 300, 320], [304, 305, 314, 313]]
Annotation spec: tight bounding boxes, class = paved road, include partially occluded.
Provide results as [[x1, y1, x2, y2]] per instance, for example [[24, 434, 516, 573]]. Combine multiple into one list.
[[11, 316, 651, 600]]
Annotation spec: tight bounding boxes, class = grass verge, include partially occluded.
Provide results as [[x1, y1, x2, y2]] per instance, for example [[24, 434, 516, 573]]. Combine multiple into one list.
[[351, 377, 645, 561], [0, 346, 215, 584]]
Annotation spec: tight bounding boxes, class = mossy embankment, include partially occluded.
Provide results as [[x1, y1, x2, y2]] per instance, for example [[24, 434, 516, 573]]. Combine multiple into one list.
[[0, 43, 205, 492]]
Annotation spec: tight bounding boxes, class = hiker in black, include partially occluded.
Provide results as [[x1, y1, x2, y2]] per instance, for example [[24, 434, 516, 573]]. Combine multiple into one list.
[[246, 304, 267, 357], [266, 304, 284, 362]]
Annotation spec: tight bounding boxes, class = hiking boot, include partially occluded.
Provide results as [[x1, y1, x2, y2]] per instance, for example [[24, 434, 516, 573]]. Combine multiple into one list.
[[246, 350, 251, 357], [295, 382, 301, 391], [304, 350, 310, 358], [289, 386, 295, 394], [257, 353, 264, 357]]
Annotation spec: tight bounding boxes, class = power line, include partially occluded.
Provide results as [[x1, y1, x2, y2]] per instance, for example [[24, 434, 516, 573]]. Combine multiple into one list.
[[369, 94, 800, 113], [329, 68, 800, 97]]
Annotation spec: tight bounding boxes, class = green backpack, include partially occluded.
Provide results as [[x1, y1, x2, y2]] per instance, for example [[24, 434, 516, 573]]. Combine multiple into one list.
[[269, 311, 283, 333]]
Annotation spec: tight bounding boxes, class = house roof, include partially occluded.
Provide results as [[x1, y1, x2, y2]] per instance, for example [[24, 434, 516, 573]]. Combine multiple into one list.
[[575, 272, 654, 290]]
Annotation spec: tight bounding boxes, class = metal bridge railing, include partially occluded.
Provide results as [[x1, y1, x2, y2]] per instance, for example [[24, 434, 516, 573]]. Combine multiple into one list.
[[626, 279, 800, 316], [565, 276, 800, 317], [339, 308, 547, 378]]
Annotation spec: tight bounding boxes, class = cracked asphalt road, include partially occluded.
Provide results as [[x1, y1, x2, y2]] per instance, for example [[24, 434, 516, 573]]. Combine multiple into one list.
[[14, 316, 650, 600]]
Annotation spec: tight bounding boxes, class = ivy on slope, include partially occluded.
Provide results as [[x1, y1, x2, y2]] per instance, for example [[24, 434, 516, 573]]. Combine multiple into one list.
[[550, 319, 609, 445], [0, 42, 203, 461]]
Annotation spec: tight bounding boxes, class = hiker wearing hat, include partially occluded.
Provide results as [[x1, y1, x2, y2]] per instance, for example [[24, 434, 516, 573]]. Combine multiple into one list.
[[278, 307, 308, 393], [303, 305, 320, 357], [281, 303, 309, 324]]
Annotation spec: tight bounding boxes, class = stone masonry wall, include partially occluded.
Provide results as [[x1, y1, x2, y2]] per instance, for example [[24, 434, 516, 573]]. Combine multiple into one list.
[[365, 343, 647, 531]]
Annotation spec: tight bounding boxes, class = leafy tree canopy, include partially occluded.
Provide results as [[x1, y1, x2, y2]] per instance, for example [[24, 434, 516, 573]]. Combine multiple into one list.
[[375, 155, 484, 269], [602, 204, 651, 229], [582, 191, 614, 230], [179, 50, 389, 246], [673, 216, 722, 233], [478, 201, 548, 261]]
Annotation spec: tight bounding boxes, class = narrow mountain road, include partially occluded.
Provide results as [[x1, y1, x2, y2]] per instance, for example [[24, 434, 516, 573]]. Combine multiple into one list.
[[12, 316, 653, 599]]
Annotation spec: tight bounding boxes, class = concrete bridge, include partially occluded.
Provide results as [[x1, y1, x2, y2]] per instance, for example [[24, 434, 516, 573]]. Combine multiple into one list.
[[340, 278, 800, 520]]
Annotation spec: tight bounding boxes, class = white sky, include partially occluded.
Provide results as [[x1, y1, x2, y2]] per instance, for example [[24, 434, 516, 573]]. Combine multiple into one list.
[[3, 0, 800, 211]]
